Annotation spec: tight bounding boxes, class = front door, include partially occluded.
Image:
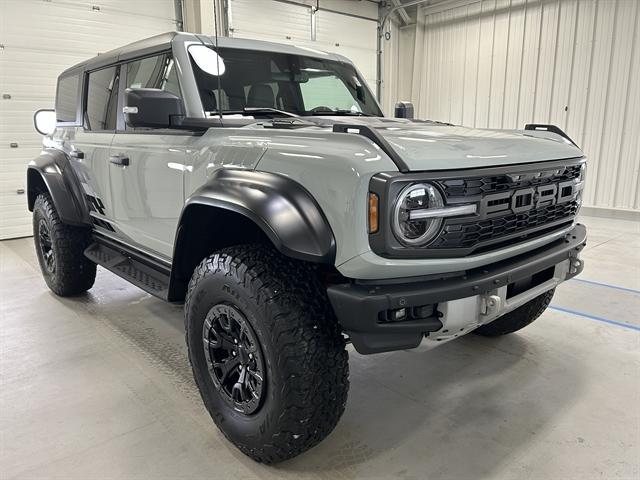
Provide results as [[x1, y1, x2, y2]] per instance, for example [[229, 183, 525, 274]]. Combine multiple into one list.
[[107, 52, 187, 260]]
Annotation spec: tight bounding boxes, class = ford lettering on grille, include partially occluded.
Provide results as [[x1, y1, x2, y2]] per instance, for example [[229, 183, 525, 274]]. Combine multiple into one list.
[[479, 178, 582, 217]]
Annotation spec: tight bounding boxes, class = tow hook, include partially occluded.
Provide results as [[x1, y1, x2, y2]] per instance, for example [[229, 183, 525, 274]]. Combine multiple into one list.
[[480, 294, 502, 317], [569, 258, 582, 275]]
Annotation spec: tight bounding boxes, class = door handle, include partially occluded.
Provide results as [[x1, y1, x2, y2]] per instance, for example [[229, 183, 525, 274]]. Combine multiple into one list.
[[69, 150, 84, 159], [109, 154, 130, 166]]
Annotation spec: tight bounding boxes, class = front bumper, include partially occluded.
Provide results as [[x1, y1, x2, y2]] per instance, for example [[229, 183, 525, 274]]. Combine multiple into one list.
[[327, 224, 587, 354]]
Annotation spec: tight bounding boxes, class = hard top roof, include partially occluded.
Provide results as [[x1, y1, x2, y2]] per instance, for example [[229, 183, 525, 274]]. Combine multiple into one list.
[[60, 32, 352, 76]]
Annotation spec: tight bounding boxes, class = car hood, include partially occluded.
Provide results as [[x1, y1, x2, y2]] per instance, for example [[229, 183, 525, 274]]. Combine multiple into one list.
[[308, 117, 584, 171]]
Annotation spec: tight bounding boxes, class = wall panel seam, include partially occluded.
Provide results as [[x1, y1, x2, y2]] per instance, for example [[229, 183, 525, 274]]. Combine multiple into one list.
[[564, 0, 580, 132], [613, 0, 639, 208], [500, 0, 513, 128], [591, 0, 619, 204], [515, 0, 528, 126]]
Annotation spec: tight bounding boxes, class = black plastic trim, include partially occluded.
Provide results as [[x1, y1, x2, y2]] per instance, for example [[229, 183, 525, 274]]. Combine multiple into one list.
[[27, 149, 91, 226], [328, 224, 587, 354], [174, 169, 336, 264], [92, 232, 172, 273], [332, 123, 410, 173], [85, 235, 171, 300], [369, 157, 586, 259], [525, 123, 578, 148]]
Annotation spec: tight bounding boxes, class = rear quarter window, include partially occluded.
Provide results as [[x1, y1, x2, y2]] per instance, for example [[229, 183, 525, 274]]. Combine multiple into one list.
[[55, 74, 80, 124]]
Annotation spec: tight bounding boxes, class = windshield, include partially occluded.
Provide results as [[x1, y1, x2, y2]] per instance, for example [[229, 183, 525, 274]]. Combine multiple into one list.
[[189, 46, 383, 117]]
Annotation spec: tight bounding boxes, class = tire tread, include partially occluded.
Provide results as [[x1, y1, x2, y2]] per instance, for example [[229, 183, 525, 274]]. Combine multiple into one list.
[[33, 193, 96, 296], [184, 244, 349, 463]]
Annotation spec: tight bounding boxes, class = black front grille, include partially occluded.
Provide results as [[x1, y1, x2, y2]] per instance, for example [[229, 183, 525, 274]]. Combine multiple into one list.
[[438, 164, 582, 198], [429, 200, 580, 249], [367, 158, 585, 259]]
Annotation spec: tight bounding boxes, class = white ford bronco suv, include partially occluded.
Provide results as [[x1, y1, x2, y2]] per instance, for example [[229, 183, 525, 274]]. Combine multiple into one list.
[[30, 32, 587, 463]]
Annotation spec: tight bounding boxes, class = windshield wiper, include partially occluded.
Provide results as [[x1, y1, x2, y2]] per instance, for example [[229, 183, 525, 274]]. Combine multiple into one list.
[[310, 109, 375, 117], [242, 107, 298, 118]]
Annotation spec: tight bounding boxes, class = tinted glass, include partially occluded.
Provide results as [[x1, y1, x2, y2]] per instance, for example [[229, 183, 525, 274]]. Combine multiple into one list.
[[126, 53, 181, 97], [85, 67, 119, 131], [190, 47, 381, 117], [300, 74, 360, 112], [55, 74, 80, 123]]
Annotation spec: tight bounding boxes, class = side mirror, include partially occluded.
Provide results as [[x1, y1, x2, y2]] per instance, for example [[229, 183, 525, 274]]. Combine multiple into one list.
[[34, 109, 56, 136], [394, 101, 414, 119], [124, 88, 184, 129]]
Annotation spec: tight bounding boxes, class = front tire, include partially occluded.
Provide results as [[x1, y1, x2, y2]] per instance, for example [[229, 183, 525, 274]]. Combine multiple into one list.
[[184, 245, 349, 463], [473, 288, 555, 337], [33, 193, 96, 296]]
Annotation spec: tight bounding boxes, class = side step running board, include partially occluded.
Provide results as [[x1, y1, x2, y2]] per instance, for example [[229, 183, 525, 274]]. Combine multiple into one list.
[[84, 239, 171, 300]]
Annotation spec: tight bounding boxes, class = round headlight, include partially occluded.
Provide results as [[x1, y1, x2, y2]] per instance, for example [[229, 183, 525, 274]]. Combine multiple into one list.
[[392, 183, 444, 246]]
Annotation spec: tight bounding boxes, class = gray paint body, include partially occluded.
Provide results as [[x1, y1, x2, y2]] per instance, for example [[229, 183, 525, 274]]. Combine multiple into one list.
[[39, 32, 585, 280]]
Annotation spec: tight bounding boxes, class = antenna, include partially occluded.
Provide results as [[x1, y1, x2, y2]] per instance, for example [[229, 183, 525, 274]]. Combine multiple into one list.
[[212, 0, 223, 120]]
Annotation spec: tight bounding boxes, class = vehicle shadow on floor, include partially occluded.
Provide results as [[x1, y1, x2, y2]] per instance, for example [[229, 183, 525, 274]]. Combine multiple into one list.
[[269, 333, 585, 479], [56, 269, 585, 480]]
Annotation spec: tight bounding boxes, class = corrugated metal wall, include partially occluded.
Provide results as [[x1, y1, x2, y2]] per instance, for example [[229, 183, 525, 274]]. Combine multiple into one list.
[[391, 0, 639, 213], [381, 20, 416, 115], [0, 0, 177, 239]]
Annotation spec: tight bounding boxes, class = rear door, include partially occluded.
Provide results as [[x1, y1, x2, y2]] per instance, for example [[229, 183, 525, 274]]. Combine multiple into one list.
[[71, 66, 119, 235], [107, 52, 188, 259]]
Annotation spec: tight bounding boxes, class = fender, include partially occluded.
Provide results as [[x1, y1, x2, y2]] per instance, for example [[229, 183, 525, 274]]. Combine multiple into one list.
[[27, 148, 91, 226], [176, 169, 336, 264]]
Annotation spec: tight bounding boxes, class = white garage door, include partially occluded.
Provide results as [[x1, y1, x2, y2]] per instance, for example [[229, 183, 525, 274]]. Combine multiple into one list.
[[0, 0, 177, 240], [228, 0, 377, 89]]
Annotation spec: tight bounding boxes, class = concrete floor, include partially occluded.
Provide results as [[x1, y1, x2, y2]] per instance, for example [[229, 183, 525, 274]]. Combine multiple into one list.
[[1, 215, 639, 480]]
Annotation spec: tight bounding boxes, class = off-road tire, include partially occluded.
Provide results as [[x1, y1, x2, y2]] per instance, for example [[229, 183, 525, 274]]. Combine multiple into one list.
[[184, 244, 349, 464], [473, 288, 555, 337], [33, 193, 96, 296]]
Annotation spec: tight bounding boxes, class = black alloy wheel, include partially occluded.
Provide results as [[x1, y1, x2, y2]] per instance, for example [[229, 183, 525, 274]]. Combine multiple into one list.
[[202, 303, 266, 414], [37, 219, 56, 274]]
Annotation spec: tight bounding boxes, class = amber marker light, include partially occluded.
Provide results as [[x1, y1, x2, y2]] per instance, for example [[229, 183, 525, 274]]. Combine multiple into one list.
[[368, 193, 379, 234]]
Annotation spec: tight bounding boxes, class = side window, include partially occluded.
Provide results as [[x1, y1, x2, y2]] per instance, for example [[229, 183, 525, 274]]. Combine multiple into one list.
[[55, 74, 80, 123], [125, 54, 181, 97], [163, 61, 181, 98], [85, 66, 119, 131], [124, 54, 182, 129]]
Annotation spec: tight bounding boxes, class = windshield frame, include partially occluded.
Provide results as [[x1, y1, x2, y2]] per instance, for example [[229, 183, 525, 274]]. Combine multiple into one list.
[[188, 45, 384, 118]]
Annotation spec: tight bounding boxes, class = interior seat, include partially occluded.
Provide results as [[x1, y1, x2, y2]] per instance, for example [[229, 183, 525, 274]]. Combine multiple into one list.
[[200, 88, 217, 112], [246, 84, 275, 108]]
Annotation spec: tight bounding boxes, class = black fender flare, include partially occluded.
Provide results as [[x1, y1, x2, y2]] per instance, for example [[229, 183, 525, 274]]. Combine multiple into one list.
[[175, 169, 336, 264], [27, 149, 90, 226]]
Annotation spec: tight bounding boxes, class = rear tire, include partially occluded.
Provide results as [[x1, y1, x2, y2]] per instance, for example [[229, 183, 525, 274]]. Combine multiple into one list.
[[184, 244, 349, 464], [33, 193, 96, 296], [473, 288, 555, 337]]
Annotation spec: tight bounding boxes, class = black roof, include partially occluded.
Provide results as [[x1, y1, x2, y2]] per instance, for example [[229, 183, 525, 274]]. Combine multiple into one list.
[[59, 31, 351, 77], [61, 32, 182, 75]]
